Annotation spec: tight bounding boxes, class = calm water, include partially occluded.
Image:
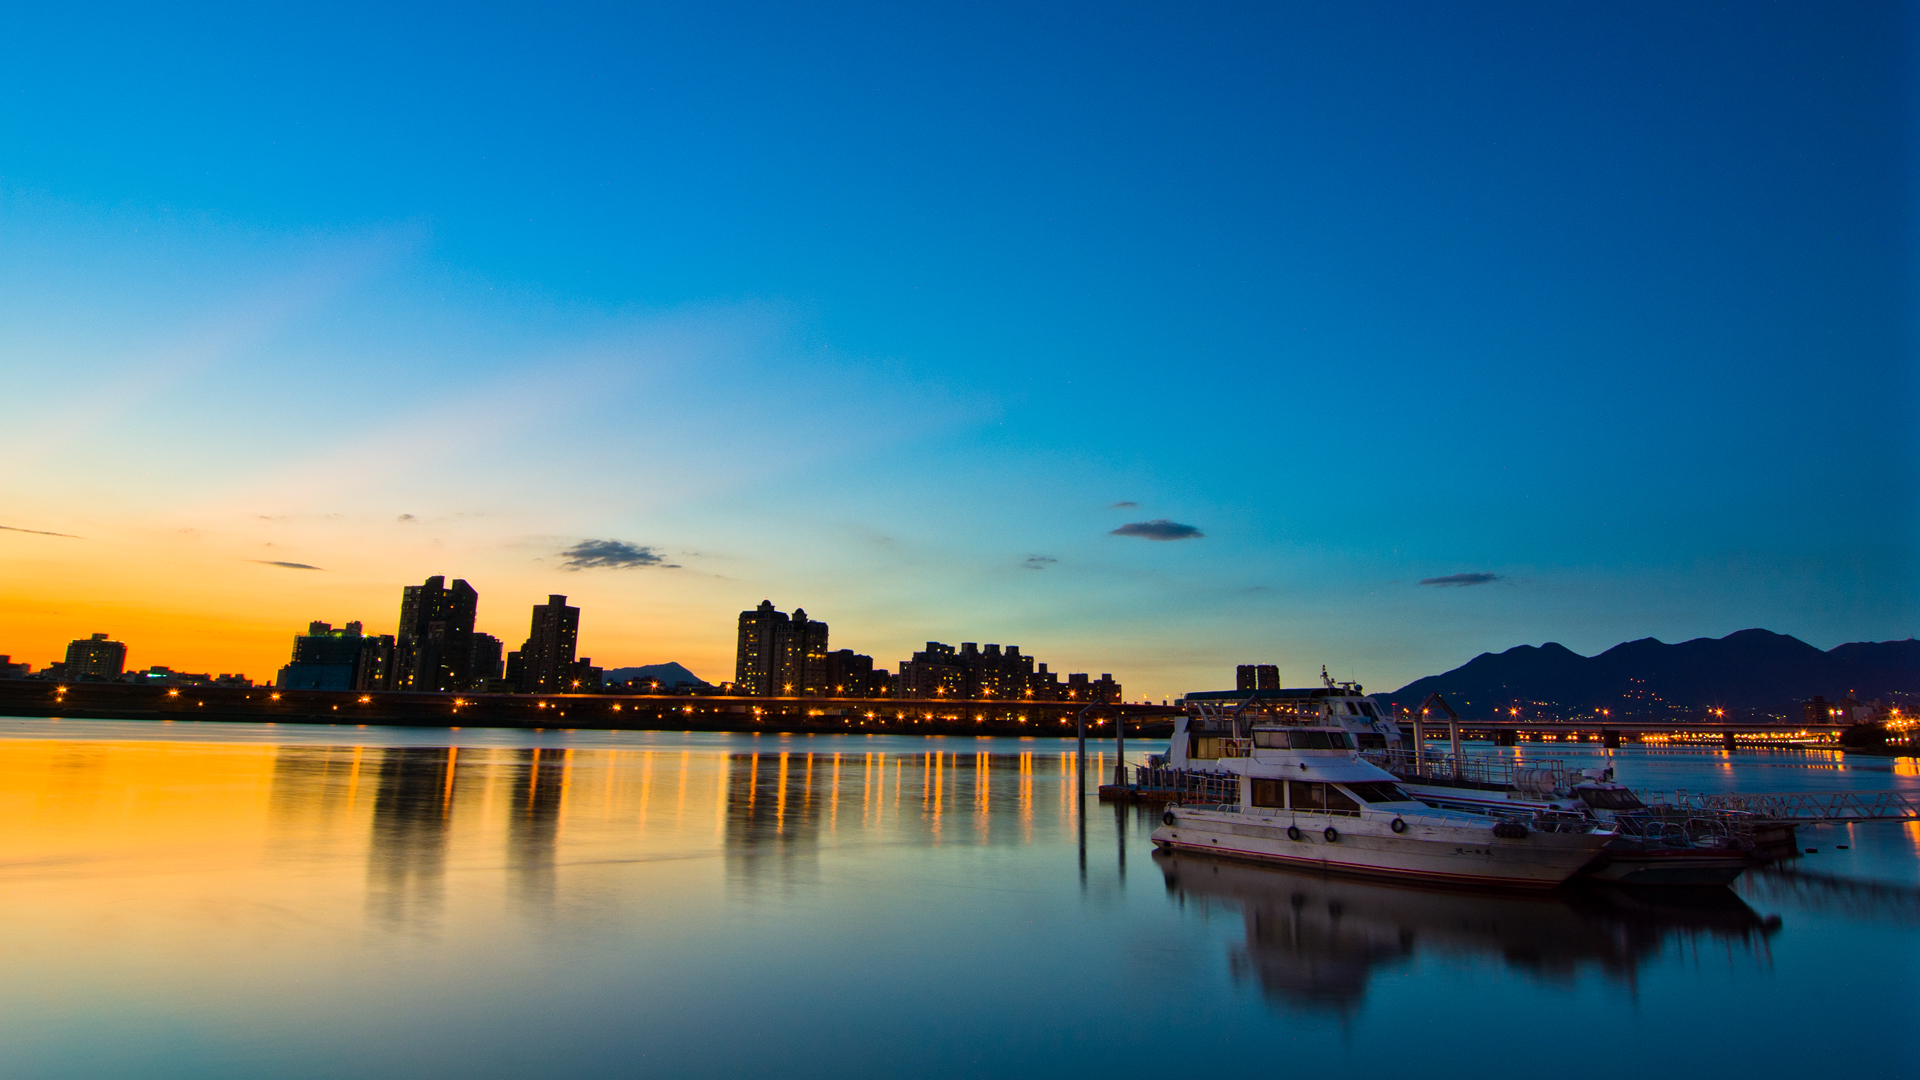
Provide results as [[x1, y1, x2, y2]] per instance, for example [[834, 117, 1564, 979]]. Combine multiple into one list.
[[3, 718, 1918, 1079]]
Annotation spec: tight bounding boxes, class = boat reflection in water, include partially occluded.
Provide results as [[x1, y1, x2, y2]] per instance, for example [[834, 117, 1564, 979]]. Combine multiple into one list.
[[1155, 849, 1781, 1013]]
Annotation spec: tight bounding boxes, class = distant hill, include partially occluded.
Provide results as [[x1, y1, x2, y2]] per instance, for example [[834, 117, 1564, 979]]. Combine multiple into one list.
[[603, 662, 711, 688], [1384, 629, 1919, 719]]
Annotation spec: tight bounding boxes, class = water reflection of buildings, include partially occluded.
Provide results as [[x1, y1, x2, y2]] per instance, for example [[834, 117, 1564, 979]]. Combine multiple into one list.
[[1156, 851, 1779, 1014], [506, 747, 569, 909], [723, 749, 1056, 883], [366, 747, 458, 927], [726, 752, 827, 883]]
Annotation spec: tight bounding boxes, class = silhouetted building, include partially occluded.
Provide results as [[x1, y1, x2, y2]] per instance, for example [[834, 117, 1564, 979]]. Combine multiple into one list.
[[356, 634, 396, 691], [736, 601, 786, 695], [394, 576, 479, 692], [515, 595, 580, 693], [782, 609, 829, 694], [824, 649, 889, 697], [563, 658, 604, 692], [734, 601, 831, 695], [0, 655, 29, 679], [896, 640, 1055, 699], [128, 666, 214, 686], [1237, 664, 1280, 691], [278, 621, 368, 691], [469, 633, 504, 685], [1066, 672, 1122, 703], [896, 641, 966, 698], [62, 633, 127, 681]]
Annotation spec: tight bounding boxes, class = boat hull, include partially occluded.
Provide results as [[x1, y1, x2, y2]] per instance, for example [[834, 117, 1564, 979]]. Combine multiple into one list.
[[1150, 811, 1606, 890]]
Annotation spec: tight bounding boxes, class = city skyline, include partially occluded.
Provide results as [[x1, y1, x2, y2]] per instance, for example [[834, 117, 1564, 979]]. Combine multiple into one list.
[[1, 5, 1912, 702]]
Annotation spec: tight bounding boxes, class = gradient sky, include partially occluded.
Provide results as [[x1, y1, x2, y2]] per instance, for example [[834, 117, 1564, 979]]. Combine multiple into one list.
[[1, 3, 1914, 698]]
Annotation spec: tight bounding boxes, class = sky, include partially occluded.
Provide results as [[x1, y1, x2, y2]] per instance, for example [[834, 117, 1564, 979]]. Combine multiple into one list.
[[0, 2, 1914, 699]]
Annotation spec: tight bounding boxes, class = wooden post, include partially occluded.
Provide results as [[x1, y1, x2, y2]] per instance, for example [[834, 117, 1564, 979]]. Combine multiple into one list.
[[1115, 710, 1127, 787], [1449, 717, 1463, 780]]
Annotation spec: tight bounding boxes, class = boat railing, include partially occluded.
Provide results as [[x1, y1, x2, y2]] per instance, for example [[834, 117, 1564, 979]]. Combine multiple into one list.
[[1361, 748, 1568, 793], [1132, 766, 1240, 806]]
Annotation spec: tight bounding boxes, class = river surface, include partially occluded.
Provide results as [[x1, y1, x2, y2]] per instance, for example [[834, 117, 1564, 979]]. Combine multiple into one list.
[[2, 718, 1917, 1078]]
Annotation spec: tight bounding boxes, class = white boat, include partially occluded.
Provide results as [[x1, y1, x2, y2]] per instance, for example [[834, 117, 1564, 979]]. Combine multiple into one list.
[[1150, 716, 1611, 889]]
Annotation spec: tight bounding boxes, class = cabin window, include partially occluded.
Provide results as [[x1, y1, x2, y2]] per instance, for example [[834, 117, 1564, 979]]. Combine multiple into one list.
[[1250, 778, 1286, 807], [1288, 780, 1325, 811], [1189, 735, 1224, 760], [1252, 730, 1286, 748], [1576, 787, 1645, 811], [1345, 781, 1412, 803], [1287, 731, 1352, 750], [1324, 786, 1361, 812], [1344, 702, 1360, 715], [1355, 733, 1387, 749], [1358, 702, 1378, 718]]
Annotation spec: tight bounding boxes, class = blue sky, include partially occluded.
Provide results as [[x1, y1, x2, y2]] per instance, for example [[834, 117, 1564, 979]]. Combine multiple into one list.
[[0, 2, 1913, 696]]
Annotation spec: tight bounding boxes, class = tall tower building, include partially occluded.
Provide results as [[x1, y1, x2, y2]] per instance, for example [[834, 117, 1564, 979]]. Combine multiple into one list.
[[735, 600, 788, 696], [782, 608, 830, 695], [516, 595, 580, 694], [394, 576, 479, 691]]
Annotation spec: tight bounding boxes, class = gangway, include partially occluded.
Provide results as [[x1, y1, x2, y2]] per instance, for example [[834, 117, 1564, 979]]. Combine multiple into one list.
[[1672, 790, 1920, 823]]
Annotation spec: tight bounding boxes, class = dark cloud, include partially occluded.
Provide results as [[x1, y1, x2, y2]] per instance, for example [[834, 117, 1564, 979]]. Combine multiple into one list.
[[1024, 555, 1057, 570], [253, 560, 324, 570], [1110, 519, 1203, 541], [561, 539, 677, 570], [1419, 572, 1501, 587], [1109, 501, 1138, 509], [397, 513, 416, 522], [0, 524, 79, 538]]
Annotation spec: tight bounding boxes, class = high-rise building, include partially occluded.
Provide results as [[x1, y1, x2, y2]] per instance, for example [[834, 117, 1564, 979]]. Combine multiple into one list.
[[782, 609, 829, 695], [735, 600, 787, 695], [469, 633, 504, 685], [515, 595, 580, 693], [356, 633, 395, 691], [393, 576, 479, 691], [734, 601, 832, 695], [62, 633, 127, 681]]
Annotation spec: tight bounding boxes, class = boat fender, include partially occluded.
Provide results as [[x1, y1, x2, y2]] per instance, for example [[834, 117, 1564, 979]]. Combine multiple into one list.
[[1323, 826, 1339, 843], [1492, 820, 1530, 840], [1162, 809, 1177, 826], [1286, 825, 1303, 842], [1390, 817, 1407, 833]]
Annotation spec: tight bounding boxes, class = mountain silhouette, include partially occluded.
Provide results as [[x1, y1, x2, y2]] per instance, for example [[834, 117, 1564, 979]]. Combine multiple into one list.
[[1384, 629, 1918, 719], [602, 662, 710, 689]]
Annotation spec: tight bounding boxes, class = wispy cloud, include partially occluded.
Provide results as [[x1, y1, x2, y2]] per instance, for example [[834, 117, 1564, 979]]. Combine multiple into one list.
[[1109, 501, 1138, 509], [560, 539, 677, 570], [1024, 555, 1057, 570], [1419, 572, 1501, 587], [1, 524, 80, 538], [253, 560, 324, 570], [1111, 519, 1203, 541]]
